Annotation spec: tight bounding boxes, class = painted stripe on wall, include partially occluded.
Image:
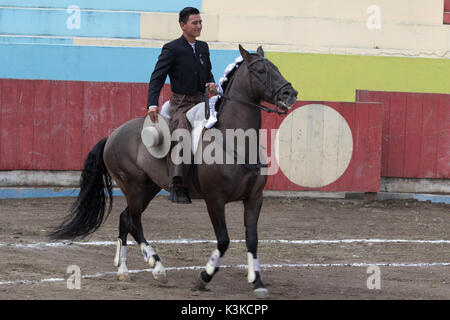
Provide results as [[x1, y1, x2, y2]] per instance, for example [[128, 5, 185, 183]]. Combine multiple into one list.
[[0, 8, 141, 38], [267, 52, 450, 103], [0, 36, 73, 45], [0, 188, 169, 199], [0, 43, 239, 83], [0, 0, 202, 12]]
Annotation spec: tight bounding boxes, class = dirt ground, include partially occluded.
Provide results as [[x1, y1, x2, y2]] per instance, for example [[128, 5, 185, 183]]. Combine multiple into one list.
[[0, 195, 449, 300]]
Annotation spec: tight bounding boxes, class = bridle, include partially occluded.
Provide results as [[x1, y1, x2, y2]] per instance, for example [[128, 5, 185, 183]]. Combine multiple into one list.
[[206, 56, 292, 118], [247, 57, 292, 110]]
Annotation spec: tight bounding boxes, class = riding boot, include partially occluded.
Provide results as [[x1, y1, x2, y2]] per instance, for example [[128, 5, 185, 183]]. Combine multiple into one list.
[[168, 165, 191, 204]]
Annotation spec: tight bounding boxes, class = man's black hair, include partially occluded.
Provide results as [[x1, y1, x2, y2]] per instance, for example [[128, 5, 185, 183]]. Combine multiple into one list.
[[179, 7, 200, 23]]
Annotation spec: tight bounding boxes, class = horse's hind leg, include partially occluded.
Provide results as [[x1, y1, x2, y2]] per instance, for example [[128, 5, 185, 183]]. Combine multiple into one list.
[[196, 199, 230, 290], [113, 176, 166, 283], [114, 207, 132, 280], [244, 190, 269, 298]]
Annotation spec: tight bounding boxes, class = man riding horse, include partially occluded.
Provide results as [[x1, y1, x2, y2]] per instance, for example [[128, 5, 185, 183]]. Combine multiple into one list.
[[50, 16, 298, 296], [146, 7, 217, 204]]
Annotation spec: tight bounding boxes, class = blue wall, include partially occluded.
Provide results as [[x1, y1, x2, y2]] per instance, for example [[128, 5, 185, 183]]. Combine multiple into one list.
[[0, 8, 141, 38], [0, 0, 239, 84], [0, 0, 202, 11], [0, 43, 240, 83]]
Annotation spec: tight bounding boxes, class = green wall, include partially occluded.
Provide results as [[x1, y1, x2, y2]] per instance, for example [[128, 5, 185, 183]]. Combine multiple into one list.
[[267, 52, 450, 102]]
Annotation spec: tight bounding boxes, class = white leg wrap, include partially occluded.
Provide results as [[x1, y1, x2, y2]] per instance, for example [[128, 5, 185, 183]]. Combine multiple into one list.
[[117, 258, 129, 277], [140, 243, 157, 268], [205, 249, 222, 276], [114, 239, 127, 267], [247, 253, 261, 283], [114, 239, 129, 278], [152, 260, 166, 280]]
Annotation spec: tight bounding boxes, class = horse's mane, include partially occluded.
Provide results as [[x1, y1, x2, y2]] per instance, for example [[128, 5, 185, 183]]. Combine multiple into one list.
[[215, 58, 244, 115]]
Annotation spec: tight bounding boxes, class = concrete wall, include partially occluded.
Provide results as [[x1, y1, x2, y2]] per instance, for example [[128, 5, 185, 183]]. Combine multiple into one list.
[[198, 0, 449, 57]]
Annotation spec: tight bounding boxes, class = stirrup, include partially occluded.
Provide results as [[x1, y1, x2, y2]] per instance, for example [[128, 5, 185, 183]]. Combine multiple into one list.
[[168, 186, 192, 204]]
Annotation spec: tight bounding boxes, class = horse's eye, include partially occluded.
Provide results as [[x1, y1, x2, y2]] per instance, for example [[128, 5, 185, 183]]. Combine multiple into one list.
[[257, 69, 265, 74]]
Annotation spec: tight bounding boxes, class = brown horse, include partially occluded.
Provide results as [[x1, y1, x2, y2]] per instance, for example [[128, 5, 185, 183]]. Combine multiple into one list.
[[50, 45, 298, 298]]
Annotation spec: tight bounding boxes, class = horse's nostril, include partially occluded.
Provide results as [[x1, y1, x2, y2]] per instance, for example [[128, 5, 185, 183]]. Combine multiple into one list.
[[282, 90, 291, 97], [281, 90, 296, 100]]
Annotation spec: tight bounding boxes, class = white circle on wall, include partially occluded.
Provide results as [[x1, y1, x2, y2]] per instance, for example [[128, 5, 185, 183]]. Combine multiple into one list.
[[275, 104, 353, 188]]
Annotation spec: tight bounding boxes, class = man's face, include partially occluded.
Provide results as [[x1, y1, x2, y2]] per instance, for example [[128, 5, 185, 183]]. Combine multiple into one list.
[[180, 14, 202, 39]]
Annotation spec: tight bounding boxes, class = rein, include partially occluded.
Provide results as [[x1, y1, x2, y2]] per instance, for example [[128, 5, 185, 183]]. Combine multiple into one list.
[[210, 89, 288, 115]]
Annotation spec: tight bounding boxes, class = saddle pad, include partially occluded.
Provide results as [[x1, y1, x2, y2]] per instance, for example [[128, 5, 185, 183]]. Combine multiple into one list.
[[186, 102, 206, 155], [161, 101, 217, 155]]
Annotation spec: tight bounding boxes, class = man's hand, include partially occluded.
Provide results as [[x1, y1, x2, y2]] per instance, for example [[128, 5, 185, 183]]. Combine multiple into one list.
[[147, 106, 158, 123], [205, 82, 218, 93]]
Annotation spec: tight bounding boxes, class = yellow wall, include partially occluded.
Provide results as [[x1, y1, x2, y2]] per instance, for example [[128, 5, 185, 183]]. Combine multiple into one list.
[[267, 52, 450, 102]]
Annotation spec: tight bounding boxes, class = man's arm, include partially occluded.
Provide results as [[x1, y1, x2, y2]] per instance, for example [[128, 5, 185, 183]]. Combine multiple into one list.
[[204, 43, 216, 93], [205, 43, 215, 84], [147, 45, 175, 109]]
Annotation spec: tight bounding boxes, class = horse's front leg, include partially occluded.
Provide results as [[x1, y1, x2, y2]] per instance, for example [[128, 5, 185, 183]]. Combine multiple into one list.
[[133, 213, 167, 283], [244, 191, 269, 298], [196, 199, 229, 290], [140, 242, 167, 283]]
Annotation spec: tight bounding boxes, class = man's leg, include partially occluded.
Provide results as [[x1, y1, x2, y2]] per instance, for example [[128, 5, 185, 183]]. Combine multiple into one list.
[[168, 100, 193, 204]]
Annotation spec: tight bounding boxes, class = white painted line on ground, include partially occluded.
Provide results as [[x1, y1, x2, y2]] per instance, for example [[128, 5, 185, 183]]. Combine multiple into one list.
[[1, 238, 450, 249], [1, 262, 449, 287]]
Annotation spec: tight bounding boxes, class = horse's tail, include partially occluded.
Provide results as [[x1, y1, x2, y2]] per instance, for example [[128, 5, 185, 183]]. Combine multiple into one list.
[[49, 137, 113, 240]]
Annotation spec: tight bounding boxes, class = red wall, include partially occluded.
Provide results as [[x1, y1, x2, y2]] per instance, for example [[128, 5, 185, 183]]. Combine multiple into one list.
[[2, 79, 448, 192], [445, 0, 450, 24], [357, 90, 449, 179], [0, 79, 170, 170]]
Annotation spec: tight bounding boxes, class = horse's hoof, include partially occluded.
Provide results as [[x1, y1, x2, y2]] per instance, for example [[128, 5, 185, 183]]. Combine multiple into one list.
[[195, 273, 208, 290], [118, 274, 129, 281], [152, 261, 168, 283], [254, 287, 269, 299], [152, 271, 168, 284], [152, 272, 167, 284]]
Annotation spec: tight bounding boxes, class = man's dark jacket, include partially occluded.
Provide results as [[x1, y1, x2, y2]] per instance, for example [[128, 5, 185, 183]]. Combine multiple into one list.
[[147, 35, 215, 107]]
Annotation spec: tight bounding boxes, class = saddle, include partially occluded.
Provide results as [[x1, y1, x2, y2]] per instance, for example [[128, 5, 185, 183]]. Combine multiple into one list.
[[160, 100, 217, 155]]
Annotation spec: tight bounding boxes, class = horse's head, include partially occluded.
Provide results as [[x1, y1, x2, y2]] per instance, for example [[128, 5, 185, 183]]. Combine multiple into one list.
[[239, 45, 298, 112]]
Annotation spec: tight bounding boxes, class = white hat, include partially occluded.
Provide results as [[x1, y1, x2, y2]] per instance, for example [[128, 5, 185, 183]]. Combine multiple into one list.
[[141, 114, 171, 158]]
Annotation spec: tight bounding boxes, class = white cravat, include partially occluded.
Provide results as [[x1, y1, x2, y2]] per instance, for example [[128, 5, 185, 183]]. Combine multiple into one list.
[[189, 42, 196, 54]]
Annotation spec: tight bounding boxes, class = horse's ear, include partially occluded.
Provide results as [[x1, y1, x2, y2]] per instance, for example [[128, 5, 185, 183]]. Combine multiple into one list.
[[257, 46, 265, 57], [239, 44, 250, 60]]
